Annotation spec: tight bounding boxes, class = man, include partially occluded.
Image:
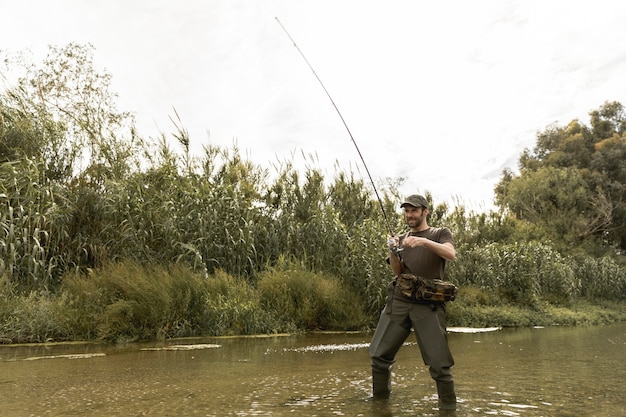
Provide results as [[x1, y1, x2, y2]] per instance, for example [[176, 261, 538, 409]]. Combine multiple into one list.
[[369, 194, 457, 411]]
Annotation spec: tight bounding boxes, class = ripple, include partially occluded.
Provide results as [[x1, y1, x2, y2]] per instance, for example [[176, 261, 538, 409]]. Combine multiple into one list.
[[140, 343, 221, 351], [20, 353, 106, 361], [283, 343, 369, 353]]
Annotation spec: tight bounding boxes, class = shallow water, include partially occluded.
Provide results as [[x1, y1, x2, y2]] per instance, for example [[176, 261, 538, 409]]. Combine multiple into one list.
[[1, 323, 625, 416]]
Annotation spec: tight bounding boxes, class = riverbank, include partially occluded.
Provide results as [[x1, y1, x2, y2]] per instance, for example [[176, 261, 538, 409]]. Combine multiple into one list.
[[2, 286, 624, 345], [447, 297, 626, 328], [2, 262, 624, 344]]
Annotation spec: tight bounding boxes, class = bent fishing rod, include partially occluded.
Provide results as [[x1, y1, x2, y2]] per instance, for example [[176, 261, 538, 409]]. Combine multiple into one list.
[[275, 17, 394, 236]]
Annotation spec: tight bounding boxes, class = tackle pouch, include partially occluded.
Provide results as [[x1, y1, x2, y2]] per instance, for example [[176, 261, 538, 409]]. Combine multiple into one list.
[[418, 278, 457, 302], [396, 273, 457, 302]]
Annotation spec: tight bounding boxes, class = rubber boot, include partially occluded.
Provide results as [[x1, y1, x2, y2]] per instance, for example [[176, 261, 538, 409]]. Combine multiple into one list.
[[372, 367, 392, 399], [436, 381, 457, 411]]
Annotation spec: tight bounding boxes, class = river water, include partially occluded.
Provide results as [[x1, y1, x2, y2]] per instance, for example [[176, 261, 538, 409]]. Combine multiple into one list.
[[1, 323, 625, 416]]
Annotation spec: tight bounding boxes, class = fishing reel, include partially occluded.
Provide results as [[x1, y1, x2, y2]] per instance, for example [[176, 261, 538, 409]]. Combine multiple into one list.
[[387, 237, 404, 256]]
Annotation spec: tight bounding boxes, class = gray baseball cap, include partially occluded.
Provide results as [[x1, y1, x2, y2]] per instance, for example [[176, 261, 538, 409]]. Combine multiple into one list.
[[400, 194, 428, 209]]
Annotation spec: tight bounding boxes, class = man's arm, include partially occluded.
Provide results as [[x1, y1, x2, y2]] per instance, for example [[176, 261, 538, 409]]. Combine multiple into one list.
[[402, 236, 456, 261], [388, 250, 403, 275]]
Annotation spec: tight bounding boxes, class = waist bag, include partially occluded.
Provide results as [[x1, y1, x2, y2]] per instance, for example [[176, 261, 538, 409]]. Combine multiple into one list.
[[396, 273, 458, 302]]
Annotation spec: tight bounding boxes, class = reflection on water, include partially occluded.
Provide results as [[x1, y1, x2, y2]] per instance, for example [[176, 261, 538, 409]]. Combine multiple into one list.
[[1, 324, 625, 416]]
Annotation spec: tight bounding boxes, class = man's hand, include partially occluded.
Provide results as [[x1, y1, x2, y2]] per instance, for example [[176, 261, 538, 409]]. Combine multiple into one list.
[[387, 235, 403, 257], [387, 235, 399, 249], [402, 236, 456, 261], [401, 235, 428, 248]]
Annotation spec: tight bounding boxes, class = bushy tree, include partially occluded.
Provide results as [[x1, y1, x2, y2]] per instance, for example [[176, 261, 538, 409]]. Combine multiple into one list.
[[495, 101, 626, 252], [2, 43, 141, 183]]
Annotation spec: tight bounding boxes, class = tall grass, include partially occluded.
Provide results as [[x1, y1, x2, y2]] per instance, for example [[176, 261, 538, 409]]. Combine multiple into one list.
[[60, 261, 205, 341], [2, 139, 625, 344], [0, 158, 61, 291], [1, 259, 370, 343], [448, 241, 580, 305], [257, 257, 369, 331], [573, 256, 626, 300]]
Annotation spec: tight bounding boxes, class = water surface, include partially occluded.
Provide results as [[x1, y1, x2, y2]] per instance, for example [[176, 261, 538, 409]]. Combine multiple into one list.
[[1, 323, 625, 416]]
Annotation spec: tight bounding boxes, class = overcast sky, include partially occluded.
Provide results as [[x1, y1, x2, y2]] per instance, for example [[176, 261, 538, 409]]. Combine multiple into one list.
[[2, 0, 626, 211]]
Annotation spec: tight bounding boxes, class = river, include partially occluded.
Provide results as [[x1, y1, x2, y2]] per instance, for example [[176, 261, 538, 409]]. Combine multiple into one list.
[[1, 323, 625, 416]]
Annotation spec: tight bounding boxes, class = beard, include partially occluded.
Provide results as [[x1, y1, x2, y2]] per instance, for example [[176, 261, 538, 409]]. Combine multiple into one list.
[[406, 215, 425, 228]]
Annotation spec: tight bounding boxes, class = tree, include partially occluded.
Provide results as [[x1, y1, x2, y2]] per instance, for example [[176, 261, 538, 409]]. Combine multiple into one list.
[[495, 101, 626, 252], [1, 43, 141, 184]]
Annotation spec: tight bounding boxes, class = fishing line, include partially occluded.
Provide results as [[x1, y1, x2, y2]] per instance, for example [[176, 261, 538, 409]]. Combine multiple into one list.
[[275, 17, 394, 235]]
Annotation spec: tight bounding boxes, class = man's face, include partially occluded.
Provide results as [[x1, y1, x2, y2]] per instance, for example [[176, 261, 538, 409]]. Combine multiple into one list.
[[404, 205, 426, 228]]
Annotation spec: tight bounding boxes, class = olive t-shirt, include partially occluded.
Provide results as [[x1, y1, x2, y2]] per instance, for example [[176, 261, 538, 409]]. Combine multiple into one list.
[[397, 227, 453, 279]]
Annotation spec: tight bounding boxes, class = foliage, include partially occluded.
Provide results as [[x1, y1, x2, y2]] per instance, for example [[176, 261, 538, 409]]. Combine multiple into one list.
[[572, 255, 626, 301], [257, 257, 369, 331], [0, 291, 68, 343], [448, 240, 579, 305], [495, 101, 626, 251], [57, 261, 283, 342], [59, 261, 208, 342], [201, 269, 280, 336], [447, 295, 626, 328], [1, 259, 371, 343], [1, 44, 625, 343]]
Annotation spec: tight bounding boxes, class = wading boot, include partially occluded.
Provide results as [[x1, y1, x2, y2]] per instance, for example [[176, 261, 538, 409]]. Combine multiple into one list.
[[371, 367, 392, 399], [436, 381, 457, 411]]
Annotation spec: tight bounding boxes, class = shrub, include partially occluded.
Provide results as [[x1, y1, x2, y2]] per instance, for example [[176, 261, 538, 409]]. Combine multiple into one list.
[[0, 291, 70, 343], [202, 269, 280, 335], [60, 260, 213, 342], [258, 258, 368, 331]]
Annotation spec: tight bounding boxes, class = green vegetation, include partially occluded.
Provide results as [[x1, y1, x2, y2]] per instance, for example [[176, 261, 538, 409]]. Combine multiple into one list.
[[0, 259, 369, 343], [1, 44, 625, 344]]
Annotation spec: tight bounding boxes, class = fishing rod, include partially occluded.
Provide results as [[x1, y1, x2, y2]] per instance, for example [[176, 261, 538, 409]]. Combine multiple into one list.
[[275, 17, 394, 236]]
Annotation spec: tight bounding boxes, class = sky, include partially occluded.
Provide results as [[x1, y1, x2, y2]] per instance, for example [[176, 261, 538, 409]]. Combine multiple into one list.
[[2, 0, 626, 211]]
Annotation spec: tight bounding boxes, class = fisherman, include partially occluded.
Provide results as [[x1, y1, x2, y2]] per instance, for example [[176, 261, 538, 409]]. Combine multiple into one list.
[[369, 194, 457, 411]]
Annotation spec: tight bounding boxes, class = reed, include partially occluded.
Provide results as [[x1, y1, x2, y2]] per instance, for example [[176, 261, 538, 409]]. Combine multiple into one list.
[[573, 256, 626, 301], [447, 241, 581, 305]]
